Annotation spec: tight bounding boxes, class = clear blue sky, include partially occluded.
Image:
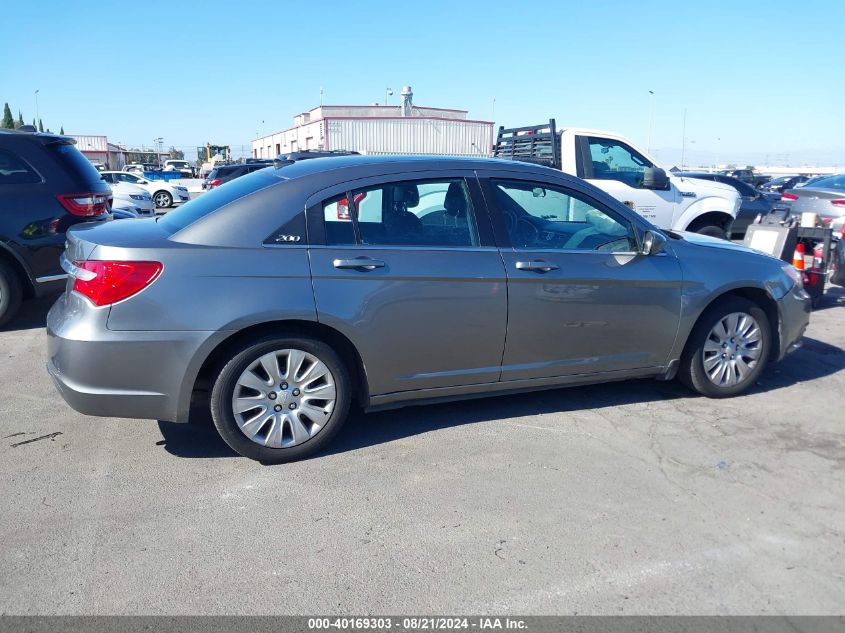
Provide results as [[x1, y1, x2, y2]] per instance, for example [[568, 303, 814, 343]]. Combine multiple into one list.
[[2, 0, 842, 166]]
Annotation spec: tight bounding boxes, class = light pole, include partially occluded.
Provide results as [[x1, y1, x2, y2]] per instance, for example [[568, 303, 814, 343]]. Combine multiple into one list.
[[385, 87, 393, 106], [154, 137, 163, 167], [647, 90, 655, 155], [34, 89, 39, 124], [680, 108, 687, 169]]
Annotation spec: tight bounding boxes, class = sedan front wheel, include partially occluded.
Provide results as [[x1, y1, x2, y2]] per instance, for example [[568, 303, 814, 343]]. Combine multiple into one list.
[[153, 190, 173, 208], [679, 297, 771, 398]]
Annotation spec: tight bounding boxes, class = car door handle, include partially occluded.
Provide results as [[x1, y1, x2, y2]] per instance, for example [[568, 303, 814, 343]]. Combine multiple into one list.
[[332, 257, 386, 271], [515, 260, 559, 273]]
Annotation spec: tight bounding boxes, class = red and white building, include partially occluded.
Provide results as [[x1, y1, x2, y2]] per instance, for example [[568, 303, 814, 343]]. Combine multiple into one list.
[[252, 87, 494, 159], [70, 135, 128, 170]]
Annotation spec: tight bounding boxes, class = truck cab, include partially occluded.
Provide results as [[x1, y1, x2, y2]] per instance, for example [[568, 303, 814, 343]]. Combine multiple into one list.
[[494, 120, 740, 238]]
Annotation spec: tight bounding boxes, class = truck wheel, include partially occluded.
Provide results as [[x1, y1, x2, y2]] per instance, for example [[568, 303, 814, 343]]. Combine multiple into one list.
[[210, 335, 352, 463], [0, 260, 23, 329], [696, 225, 727, 239], [679, 297, 771, 398], [153, 191, 173, 208]]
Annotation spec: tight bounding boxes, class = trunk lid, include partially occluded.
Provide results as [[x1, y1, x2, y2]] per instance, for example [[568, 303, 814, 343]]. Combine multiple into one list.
[[64, 217, 172, 262]]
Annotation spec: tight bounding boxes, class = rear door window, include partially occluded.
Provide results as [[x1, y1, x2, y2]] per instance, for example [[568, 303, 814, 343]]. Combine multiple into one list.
[[322, 178, 479, 247], [0, 149, 42, 184]]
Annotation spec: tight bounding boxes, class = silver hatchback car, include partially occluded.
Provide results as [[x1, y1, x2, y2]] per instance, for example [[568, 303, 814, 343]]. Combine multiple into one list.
[[47, 156, 811, 463]]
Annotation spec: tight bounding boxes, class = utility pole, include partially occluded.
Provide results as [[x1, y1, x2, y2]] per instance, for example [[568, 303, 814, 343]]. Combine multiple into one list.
[[647, 90, 655, 155], [34, 89, 39, 123]]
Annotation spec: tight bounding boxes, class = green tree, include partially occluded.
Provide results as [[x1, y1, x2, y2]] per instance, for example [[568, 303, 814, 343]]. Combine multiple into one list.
[[38, 119, 44, 133], [167, 146, 184, 160], [60, 125, 64, 134], [1, 103, 14, 129], [16, 111, 24, 128]]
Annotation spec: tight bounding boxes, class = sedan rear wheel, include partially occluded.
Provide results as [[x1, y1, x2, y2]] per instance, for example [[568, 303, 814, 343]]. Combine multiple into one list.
[[153, 190, 173, 208], [679, 297, 771, 398], [210, 335, 351, 463]]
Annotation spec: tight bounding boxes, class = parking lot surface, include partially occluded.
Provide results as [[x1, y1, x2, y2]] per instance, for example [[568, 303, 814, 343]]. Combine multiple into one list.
[[1, 289, 843, 615]]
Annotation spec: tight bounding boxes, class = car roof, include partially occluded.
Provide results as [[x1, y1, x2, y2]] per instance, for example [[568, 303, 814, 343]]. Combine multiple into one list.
[[267, 154, 562, 181], [0, 128, 76, 145]]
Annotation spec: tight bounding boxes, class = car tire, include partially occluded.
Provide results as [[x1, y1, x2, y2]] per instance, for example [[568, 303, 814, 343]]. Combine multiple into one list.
[[210, 335, 352, 463], [153, 190, 173, 208], [0, 260, 23, 329], [679, 297, 771, 398], [696, 225, 727, 240]]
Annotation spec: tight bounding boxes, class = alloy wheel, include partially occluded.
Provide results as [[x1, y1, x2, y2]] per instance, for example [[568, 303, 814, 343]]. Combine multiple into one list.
[[154, 192, 172, 208], [231, 348, 337, 448], [702, 312, 763, 387]]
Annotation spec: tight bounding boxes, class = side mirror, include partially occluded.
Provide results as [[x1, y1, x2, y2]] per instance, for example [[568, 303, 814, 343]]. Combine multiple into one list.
[[642, 167, 670, 190], [641, 230, 667, 256]]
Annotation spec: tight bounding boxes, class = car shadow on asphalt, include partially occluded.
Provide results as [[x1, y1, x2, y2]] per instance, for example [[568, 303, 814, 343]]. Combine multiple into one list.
[[3, 292, 61, 332], [813, 285, 845, 311], [156, 334, 844, 461]]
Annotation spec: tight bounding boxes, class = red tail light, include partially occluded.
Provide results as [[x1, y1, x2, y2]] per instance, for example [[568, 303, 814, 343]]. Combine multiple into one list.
[[830, 199, 845, 207], [71, 260, 163, 306], [337, 192, 367, 219], [781, 192, 798, 201], [58, 192, 110, 217], [208, 179, 221, 188]]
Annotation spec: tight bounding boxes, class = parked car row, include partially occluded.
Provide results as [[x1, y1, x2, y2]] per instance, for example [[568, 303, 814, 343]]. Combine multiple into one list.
[[101, 170, 190, 208], [675, 172, 785, 239]]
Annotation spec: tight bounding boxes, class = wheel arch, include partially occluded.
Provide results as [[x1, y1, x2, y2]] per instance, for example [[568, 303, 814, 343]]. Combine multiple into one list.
[[0, 241, 35, 298], [683, 211, 735, 234], [189, 319, 370, 415], [681, 286, 780, 363]]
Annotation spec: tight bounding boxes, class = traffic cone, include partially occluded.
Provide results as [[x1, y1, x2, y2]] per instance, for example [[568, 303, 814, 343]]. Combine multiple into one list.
[[806, 243, 825, 288], [792, 242, 805, 270]]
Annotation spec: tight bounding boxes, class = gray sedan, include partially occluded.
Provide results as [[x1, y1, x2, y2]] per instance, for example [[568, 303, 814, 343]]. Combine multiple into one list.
[[782, 173, 845, 236], [47, 156, 812, 463]]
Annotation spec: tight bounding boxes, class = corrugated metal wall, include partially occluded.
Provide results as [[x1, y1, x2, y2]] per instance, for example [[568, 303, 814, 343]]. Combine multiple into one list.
[[70, 135, 108, 152], [328, 118, 492, 157]]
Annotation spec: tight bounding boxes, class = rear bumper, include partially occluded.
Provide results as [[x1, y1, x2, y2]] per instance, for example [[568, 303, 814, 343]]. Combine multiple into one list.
[[776, 284, 812, 361], [46, 293, 223, 422]]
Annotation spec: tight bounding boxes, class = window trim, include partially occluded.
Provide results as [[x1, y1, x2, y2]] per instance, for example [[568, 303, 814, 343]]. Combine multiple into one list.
[[305, 171, 496, 248], [479, 175, 642, 254]]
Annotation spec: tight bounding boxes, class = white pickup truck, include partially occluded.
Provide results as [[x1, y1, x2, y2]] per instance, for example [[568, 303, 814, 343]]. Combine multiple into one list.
[[493, 120, 740, 238]]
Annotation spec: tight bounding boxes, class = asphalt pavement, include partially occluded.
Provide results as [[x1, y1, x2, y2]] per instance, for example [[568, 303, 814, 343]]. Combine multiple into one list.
[[0, 288, 843, 615]]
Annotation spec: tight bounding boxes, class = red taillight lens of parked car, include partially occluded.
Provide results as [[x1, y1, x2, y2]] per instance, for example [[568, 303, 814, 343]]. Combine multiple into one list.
[[208, 179, 222, 188], [71, 260, 163, 306], [830, 199, 845, 207], [781, 192, 798, 201], [337, 191, 367, 219], [57, 193, 111, 217]]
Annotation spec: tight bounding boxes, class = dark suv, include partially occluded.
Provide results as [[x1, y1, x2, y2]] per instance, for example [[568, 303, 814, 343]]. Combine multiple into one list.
[[0, 128, 111, 327], [205, 152, 360, 190], [204, 162, 273, 190]]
